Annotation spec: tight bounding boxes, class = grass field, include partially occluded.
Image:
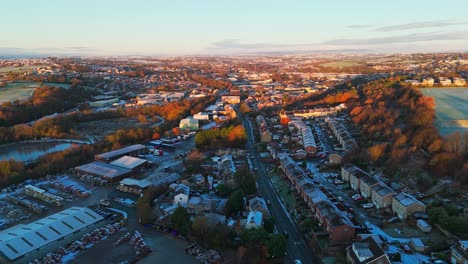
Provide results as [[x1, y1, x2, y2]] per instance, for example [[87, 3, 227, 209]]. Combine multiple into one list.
[[270, 174, 297, 208], [0, 65, 43, 73], [320, 60, 361, 68], [421, 88, 468, 135], [0, 82, 73, 103], [0, 82, 38, 103]]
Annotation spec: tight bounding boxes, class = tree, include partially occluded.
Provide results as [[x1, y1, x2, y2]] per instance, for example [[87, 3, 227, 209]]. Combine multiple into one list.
[[191, 216, 210, 242], [444, 131, 463, 154], [239, 102, 251, 114], [234, 167, 257, 195], [171, 206, 190, 236], [240, 228, 268, 245], [263, 218, 275, 233], [266, 234, 286, 258], [367, 143, 387, 162], [225, 190, 245, 216], [137, 114, 148, 123], [183, 149, 205, 172], [152, 132, 161, 140], [217, 183, 233, 196]]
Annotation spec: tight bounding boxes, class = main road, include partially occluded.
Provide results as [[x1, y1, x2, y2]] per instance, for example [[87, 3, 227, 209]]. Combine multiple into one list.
[[240, 114, 321, 264]]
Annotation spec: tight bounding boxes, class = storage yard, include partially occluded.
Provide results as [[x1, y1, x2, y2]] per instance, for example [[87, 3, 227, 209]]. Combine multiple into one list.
[[0, 136, 198, 263]]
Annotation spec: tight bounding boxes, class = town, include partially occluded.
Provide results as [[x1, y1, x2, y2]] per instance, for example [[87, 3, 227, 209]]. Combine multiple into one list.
[[0, 52, 466, 264]]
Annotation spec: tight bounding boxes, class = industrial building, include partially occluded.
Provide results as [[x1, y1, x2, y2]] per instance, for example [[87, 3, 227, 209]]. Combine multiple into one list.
[[0, 207, 103, 263], [117, 178, 153, 195], [109, 156, 148, 171], [94, 144, 147, 162], [74, 161, 132, 183]]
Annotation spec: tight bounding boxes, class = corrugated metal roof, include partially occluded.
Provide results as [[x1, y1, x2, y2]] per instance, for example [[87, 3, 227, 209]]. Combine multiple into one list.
[[0, 207, 103, 261], [75, 161, 132, 178], [95, 144, 146, 160]]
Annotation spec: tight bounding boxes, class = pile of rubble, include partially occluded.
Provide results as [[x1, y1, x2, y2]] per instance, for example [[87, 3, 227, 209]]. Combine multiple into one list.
[[186, 244, 222, 264], [129, 231, 152, 256], [113, 232, 131, 247], [50, 182, 90, 197], [31, 221, 125, 264]]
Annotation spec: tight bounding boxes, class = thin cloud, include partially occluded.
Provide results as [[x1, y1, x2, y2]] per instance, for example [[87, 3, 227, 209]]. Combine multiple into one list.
[[323, 31, 468, 45], [210, 39, 294, 50], [376, 20, 468, 32], [347, 24, 372, 29], [206, 39, 370, 54]]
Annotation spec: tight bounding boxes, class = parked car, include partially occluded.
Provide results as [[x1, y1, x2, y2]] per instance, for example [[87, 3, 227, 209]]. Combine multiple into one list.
[[402, 244, 411, 253], [351, 194, 362, 200], [362, 203, 374, 209]]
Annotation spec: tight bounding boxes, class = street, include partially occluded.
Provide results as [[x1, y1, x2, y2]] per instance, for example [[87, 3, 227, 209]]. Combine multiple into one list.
[[240, 115, 321, 264]]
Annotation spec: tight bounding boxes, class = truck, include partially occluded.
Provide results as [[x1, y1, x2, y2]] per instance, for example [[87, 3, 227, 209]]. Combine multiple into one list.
[[416, 219, 432, 233]]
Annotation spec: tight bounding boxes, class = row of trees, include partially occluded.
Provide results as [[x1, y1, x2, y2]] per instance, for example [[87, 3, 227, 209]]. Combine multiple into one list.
[[195, 125, 247, 150], [0, 85, 94, 127], [0, 144, 98, 187], [190, 75, 232, 90]]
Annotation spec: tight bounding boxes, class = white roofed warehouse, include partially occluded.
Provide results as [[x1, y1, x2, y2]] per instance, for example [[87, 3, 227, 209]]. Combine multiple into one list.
[[94, 144, 147, 162], [0, 207, 103, 263], [74, 161, 133, 183]]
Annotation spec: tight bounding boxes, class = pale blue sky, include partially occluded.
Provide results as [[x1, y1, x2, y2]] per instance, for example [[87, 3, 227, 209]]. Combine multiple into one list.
[[2, 0, 468, 56]]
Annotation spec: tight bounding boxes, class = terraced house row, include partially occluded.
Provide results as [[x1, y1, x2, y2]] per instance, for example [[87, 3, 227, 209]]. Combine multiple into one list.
[[341, 164, 426, 219]]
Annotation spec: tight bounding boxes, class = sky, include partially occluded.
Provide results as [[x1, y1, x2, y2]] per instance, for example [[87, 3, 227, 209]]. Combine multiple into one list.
[[1, 0, 468, 56]]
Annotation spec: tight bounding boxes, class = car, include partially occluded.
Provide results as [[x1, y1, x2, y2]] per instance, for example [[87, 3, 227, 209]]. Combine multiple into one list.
[[294, 260, 302, 264], [337, 196, 344, 202], [362, 203, 374, 209], [100, 199, 111, 207], [351, 194, 361, 200], [266, 200, 271, 205], [402, 244, 411, 253], [282, 230, 288, 238]]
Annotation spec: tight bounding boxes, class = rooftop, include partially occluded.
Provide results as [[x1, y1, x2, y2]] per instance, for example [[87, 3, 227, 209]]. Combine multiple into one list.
[[110, 155, 147, 170], [75, 161, 132, 179], [119, 178, 152, 189], [0, 207, 103, 261], [95, 144, 146, 161]]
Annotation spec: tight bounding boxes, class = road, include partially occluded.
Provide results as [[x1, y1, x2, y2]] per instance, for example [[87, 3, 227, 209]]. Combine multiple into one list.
[[240, 114, 321, 264]]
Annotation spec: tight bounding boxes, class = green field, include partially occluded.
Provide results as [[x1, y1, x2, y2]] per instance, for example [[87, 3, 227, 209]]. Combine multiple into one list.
[[0, 82, 72, 103], [43, 82, 71, 89], [0, 65, 43, 74], [0, 82, 38, 103], [320, 61, 361, 68], [270, 174, 297, 208], [421, 88, 468, 135]]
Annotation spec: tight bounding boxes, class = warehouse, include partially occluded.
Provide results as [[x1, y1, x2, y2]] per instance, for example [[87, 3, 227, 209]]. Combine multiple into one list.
[[117, 178, 153, 195], [0, 207, 103, 263], [95, 144, 147, 162], [109, 155, 148, 171], [74, 161, 132, 183]]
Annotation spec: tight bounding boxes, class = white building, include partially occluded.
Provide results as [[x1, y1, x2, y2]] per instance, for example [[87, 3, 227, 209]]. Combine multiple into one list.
[[173, 185, 190, 207], [179, 117, 199, 131]]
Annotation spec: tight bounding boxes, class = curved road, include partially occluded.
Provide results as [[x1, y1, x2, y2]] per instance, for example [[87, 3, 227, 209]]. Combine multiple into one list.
[[240, 114, 321, 264]]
